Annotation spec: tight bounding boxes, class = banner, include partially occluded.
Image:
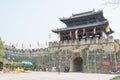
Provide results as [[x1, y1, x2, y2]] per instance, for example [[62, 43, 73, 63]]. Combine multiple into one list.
[[29, 43, 32, 48], [48, 33, 51, 39], [75, 29, 78, 39], [58, 32, 60, 39], [9, 42, 12, 46], [21, 43, 24, 49], [37, 41, 40, 47], [46, 41, 48, 46], [106, 25, 110, 33], [70, 31, 72, 38], [16, 42, 18, 47], [82, 28, 85, 35], [93, 27, 96, 34]]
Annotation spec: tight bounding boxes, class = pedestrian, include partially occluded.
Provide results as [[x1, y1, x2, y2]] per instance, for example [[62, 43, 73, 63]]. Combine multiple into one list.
[[57, 66, 60, 74], [2, 66, 6, 73]]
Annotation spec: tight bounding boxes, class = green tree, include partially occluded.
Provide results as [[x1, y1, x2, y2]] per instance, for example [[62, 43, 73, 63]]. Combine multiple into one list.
[[0, 37, 5, 57]]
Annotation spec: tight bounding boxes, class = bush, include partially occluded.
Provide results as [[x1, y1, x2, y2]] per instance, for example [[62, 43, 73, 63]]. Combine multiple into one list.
[[110, 76, 120, 80]]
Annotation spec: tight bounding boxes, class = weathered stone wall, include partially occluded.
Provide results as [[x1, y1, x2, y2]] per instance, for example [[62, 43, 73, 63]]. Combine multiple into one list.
[[4, 36, 120, 73]]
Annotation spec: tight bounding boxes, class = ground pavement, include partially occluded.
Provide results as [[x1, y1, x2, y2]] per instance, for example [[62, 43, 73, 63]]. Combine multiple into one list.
[[0, 71, 118, 80]]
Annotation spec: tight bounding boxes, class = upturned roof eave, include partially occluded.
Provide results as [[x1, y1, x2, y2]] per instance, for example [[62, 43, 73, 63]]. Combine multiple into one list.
[[52, 20, 108, 33], [60, 10, 103, 22]]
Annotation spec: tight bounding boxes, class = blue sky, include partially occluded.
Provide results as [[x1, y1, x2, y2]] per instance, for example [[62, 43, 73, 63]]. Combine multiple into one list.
[[0, 0, 120, 49]]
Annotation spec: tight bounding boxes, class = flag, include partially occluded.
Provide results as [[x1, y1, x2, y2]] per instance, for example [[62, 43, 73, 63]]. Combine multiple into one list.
[[82, 28, 85, 35], [58, 32, 60, 39], [48, 33, 51, 39], [37, 41, 40, 47], [75, 29, 78, 39], [106, 25, 110, 33], [70, 31, 72, 38], [29, 43, 32, 48], [46, 41, 48, 46], [16, 42, 18, 47], [9, 42, 12, 46], [93, 27, 96, 34], [21, 43, 24, 48]]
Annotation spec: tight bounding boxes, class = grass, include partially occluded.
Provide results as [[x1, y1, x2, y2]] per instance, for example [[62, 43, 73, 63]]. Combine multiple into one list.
[[110, 76, 120, 80]]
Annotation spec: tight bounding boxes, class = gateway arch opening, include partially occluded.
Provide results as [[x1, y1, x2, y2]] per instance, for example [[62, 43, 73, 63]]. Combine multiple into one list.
[[73, 57, 83, 72]]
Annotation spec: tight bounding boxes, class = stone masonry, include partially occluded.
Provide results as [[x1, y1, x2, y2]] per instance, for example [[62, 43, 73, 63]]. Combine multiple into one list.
[[4, 36, 120, 73]]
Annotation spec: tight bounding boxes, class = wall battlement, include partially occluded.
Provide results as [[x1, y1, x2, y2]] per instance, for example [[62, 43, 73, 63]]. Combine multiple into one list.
[[49, 36, 114, 48], [3, 34, 120, 73], [4, 36, 115, 55], [4, 47, 49, 54]]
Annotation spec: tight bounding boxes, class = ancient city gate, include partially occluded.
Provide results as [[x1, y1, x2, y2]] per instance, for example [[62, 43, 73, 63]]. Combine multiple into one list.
[[69, 52, 84, 72], [57, 49, 84, 72], [71, 57, 83, 72]]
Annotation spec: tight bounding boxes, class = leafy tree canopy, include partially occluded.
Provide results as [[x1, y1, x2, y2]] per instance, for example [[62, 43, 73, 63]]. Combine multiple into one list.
[[0, 37, 5, 57]]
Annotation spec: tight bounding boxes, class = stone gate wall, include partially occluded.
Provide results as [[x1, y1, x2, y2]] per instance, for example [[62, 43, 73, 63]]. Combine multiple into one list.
[[4, 36, 119, 73]]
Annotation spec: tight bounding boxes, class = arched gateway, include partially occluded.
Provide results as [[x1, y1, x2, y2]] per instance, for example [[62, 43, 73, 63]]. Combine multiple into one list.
[[70, 57, 83, 72]]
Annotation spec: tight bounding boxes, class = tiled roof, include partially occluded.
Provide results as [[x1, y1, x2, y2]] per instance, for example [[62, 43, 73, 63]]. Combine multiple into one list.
[[52, 20, 108, 33], [60, 10, 102, 21]]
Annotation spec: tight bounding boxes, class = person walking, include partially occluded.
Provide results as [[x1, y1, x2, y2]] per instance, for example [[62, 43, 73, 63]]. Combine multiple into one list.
[[57, 66, 60, 74]]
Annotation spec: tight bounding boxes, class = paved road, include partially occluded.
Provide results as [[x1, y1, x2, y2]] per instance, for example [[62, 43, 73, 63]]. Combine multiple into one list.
[[0, 71, 118, 80]]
